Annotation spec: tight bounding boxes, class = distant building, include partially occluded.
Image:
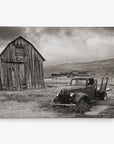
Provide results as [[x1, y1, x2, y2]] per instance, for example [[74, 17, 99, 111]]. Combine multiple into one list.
[[0, 36, 45, 90]]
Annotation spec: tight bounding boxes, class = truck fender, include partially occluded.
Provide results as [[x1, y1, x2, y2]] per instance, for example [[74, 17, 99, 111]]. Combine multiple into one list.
[[72, 92, 90, 104], [53, 96, 60, 103]]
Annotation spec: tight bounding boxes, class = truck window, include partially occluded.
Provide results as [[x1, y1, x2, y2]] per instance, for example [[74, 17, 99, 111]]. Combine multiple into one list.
[[76, 80, 86, 85], [71, 79, 87, 86], [88, 79, 94, 85]]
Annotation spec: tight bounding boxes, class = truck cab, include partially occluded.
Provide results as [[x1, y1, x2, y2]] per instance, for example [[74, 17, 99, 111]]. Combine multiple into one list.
[[70, 77, 97, 99]]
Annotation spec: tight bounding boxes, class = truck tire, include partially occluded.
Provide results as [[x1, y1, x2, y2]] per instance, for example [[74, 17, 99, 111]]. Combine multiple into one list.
[[103, 92, 107, 101], [53, 96, 60, 103], [78, 97, 91, 113], [73, 93, 91, 113], [96, 91, 108, 100]]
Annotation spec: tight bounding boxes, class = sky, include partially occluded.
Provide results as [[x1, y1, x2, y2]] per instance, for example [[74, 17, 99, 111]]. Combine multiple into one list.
[[0, 27, 114, 65]]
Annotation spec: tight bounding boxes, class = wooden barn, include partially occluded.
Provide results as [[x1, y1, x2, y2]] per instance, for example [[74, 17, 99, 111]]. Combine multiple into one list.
[[0, 36, 45, 90]]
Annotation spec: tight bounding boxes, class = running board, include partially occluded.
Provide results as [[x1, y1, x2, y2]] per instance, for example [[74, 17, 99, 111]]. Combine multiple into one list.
[[51, 103, 76, 107]]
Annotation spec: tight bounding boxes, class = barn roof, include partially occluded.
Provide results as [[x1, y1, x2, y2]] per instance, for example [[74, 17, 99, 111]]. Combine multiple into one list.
[[0, 36, 45, 61]]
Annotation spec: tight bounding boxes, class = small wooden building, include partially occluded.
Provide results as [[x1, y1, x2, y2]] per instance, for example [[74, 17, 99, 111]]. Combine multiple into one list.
[[0, 36, 45, 90]]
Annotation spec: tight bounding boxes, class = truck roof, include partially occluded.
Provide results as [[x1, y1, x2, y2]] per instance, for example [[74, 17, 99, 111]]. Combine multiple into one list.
[[71, 77, 94, 80]]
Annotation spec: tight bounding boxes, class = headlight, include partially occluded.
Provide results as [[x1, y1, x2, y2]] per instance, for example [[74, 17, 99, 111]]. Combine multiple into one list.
[[56, 91, 60, 96], [70, 92, 74, 97]]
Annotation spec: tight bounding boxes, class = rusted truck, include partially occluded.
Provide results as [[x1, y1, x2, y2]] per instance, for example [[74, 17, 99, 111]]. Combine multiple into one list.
[[53, 77, 108, 112]]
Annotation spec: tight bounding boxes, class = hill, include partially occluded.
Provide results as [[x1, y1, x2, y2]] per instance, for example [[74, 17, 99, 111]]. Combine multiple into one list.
[[44, 59, 114, 78]]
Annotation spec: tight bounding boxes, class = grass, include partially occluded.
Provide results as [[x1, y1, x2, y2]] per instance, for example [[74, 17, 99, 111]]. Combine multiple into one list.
[[0, 76, 113, 118]]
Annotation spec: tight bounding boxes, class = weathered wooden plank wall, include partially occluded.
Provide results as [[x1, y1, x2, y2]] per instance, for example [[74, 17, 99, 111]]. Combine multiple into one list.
[[0, 37, 45, 90]]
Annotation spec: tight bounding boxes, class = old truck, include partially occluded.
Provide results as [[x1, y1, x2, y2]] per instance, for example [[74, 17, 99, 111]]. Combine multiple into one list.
[[53, 77, 108, 112]]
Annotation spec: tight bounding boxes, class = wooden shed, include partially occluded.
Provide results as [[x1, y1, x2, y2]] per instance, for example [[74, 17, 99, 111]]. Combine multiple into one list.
[[0, 36, 45, 90]]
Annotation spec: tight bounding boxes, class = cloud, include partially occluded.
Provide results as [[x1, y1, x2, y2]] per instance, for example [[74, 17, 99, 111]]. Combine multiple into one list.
[[42, 27, 62, 35], [40, 27, 114, 65], [0, 27, 26, 40], [0, 27, 114, 65]]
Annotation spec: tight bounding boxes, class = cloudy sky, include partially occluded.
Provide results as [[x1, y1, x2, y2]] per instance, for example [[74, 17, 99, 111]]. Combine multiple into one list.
[[0, 27, 114, 65]]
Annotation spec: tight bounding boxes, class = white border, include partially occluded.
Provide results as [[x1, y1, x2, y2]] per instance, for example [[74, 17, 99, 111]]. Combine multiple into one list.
[[0, 0, 114, 144]]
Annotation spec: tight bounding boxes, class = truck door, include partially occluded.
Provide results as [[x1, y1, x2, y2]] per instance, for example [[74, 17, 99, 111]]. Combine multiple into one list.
[[86, 79, 95, 99]]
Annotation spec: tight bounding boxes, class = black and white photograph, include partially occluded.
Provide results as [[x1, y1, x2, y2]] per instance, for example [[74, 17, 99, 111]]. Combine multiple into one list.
[[0, 27, 114, 118], [1, 1, 114, 144]]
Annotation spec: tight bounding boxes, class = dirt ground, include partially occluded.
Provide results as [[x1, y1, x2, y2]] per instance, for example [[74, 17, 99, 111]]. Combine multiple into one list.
[[0, 77, 114, 118]]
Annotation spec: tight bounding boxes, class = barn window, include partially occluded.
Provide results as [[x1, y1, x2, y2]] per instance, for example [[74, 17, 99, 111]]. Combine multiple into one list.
[[15, 46, 25, 56]]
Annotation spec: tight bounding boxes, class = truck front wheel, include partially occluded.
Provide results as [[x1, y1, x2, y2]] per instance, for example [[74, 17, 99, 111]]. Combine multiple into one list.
[[53, 96, 60, 103], [78, 97, 91, 113]]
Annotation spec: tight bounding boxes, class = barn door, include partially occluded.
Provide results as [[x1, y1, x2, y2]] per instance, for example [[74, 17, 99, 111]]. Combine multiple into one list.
[[11, 64, 25, 90], [18, 63, 26, 90], [12, 68, 16, 90]]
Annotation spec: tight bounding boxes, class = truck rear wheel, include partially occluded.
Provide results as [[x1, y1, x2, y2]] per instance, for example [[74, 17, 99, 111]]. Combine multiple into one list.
[[103, 92, 107, 101], [96, 91, 108, 100]]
